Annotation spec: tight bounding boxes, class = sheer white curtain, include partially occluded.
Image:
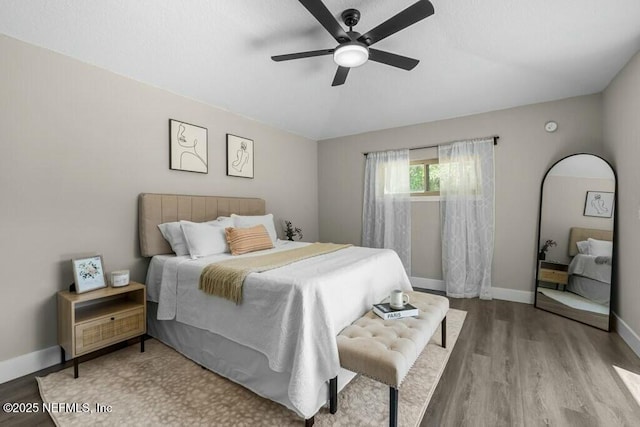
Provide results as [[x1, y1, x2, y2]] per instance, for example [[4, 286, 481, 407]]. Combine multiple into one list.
[[362, 149, 411, 274], [439, 138, 494, 299]]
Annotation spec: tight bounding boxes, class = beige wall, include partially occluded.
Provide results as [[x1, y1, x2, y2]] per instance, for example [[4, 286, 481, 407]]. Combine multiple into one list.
[[603, 51, 640, 337], [0, 35, 318, 361], [540, 176, 615, 264], [318, 94, 604, 292]]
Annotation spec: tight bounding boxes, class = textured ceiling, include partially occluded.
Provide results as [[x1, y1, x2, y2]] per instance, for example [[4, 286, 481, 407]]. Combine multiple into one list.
[[1, 0, 640, 140]]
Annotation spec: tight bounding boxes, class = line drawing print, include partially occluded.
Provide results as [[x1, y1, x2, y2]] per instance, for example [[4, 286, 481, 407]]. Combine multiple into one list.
[[177, 123, 207, 169], [170, 119, 208, 173], [226, 134, 254, 178], [584, 191, 614, 218], [590, 193, 609, 215], [231, 140, 250, 172]]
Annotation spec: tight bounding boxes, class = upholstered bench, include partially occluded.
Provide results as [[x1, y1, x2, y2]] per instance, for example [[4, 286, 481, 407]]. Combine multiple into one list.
[[329, 291, 449, 427]]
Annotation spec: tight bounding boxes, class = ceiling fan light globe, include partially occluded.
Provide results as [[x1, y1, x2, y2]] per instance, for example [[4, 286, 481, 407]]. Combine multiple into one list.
[[333, 43, 369, 68]]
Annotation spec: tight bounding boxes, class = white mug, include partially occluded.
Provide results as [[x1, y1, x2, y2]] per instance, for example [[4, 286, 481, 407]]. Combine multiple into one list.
[[390, 289, 410, 310]]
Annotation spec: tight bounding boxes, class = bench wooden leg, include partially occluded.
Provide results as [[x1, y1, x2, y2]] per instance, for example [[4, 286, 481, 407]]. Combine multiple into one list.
[[441, 316, 447, 348], [329, 376, 338, 414], [389, 387, 398, 427], [304, 416, 314, 426]]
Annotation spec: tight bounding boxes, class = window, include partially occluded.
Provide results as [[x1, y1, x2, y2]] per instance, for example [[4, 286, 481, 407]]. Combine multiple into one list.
[[410, 159, 440, 196]]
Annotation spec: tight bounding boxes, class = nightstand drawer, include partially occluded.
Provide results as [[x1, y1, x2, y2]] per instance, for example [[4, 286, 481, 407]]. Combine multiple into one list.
[[75, 307, 145, 355], [539, 269, 568, 284]]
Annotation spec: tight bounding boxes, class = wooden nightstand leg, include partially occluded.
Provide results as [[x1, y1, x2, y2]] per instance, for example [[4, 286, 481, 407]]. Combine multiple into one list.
[[73, 358, 79, 379], [140, 335, 145, 353], [60, 347, 66, 365]]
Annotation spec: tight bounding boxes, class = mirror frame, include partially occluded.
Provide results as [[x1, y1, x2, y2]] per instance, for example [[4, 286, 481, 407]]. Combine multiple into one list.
[[534, 153, 617, 331]]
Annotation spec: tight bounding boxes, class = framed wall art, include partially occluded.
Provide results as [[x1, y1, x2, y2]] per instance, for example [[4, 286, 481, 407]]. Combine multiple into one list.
[[226, 134, 254, 178], [169, 119, 208, 173], [584, 191, 614, 218], [72, 255, 107, 293]]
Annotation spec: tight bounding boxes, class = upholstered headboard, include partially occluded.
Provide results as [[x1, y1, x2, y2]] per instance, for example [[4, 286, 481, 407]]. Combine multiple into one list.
[[139, 193, 266, 257], [568, 227, 613, 256]]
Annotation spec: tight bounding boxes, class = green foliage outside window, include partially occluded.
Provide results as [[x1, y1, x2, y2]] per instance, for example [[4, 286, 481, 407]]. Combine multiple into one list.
[[410, 164, 425, 192], [410, 160, 440, 194], [428, 164, 440, 192]]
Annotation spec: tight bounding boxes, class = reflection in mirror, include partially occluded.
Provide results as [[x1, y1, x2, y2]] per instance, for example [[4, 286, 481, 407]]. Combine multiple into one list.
[[535, 154, 615, 331]]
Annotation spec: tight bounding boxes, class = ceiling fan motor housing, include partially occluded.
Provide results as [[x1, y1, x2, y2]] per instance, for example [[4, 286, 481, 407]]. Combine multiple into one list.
[[341, 9, 361, 29]]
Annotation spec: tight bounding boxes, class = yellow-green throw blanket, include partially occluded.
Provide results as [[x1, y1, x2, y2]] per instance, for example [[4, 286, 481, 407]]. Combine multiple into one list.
[[199, 243, 352, 304]]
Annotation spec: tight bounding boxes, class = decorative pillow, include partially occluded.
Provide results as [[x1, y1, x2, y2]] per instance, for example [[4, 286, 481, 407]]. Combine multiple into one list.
[[180, 221, 229, 259], [588, 238, 613, 257], [576, 240, 590, 255], [225, 224, 274, 255], [157, 222, 190, 256], [231, 214, 278, 244]]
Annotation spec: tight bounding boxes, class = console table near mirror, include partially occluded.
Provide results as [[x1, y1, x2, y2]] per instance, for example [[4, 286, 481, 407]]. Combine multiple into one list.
[[534, 154, 616, 331]]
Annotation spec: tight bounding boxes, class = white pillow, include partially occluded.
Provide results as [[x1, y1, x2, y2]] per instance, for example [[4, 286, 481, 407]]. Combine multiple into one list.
[[214, 216, 234, 228], [157, 222, 190, 256], [231, 214, 277, 244], [180, 221, 229, 259], [588, 238, 612, 257], [576, 240, 590, 255]]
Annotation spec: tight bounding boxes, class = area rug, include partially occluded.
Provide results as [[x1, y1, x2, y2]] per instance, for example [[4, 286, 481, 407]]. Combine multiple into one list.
[[38, 308, 465, 426]]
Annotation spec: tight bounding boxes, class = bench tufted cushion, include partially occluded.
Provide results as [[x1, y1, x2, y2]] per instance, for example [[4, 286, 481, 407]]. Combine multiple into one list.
[[336, 291, 449, 387]]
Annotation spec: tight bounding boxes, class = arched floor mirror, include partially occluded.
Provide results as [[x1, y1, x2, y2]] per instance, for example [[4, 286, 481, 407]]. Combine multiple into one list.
[[534, 154, 616, 331]]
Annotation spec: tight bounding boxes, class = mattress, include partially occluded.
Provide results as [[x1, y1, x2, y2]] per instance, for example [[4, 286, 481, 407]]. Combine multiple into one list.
[[145, 241, 412, 418]]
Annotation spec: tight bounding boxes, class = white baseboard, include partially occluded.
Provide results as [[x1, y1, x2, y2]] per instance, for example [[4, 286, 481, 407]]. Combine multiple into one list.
[[612, 312, 640, 358], [410, 277, 445, 292], [491, 287, 535, 304], [410, 277, 534, 304], [0, 345, 60, 384]]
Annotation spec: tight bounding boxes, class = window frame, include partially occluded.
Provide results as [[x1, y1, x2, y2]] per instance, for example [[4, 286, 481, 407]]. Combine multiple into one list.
[[410, 158, 440, 196]]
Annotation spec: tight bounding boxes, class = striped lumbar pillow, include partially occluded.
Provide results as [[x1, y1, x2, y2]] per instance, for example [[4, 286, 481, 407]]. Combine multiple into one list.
[[225, 224, 274, 255]]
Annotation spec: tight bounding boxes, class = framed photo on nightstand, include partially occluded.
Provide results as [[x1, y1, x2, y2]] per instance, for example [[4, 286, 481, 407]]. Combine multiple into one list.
[[72, 255, 107, 293]]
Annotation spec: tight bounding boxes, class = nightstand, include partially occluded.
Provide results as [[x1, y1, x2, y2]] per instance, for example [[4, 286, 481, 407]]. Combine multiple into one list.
[[538, 261, 569, 290], [57, 281, 146, 378]]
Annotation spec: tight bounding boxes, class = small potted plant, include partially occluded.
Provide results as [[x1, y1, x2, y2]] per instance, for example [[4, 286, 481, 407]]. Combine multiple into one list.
[[283, 220, 303, 241], [538, 239, 557, 260]]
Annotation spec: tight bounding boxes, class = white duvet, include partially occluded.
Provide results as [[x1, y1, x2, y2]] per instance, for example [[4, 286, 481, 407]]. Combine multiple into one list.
[[148, 241, 411, 418], [568, 254, 611, 284]]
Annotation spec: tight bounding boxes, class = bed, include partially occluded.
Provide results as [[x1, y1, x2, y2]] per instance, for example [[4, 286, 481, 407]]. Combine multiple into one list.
[[566, 227, 613, 305], [139, 193, 412, 420]]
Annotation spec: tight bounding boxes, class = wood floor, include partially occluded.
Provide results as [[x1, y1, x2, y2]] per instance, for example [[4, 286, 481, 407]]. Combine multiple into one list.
[[1, 299, 639, 426], [422, 297, 640, 427]]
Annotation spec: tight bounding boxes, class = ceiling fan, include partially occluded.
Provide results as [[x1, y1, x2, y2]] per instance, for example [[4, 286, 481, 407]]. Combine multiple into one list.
[[271, 0, 435, 86]]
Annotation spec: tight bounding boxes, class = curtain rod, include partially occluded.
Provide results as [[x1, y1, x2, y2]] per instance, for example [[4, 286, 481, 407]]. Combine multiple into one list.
[[363, 135, 499, 156]]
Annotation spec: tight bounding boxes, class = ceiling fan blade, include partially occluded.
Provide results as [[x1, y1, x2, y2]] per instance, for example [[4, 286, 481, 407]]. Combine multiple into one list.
[[358, 0, 434, 46], [299, 0, 351, 43], [331, 66, 350, 86], [369, 49, 419, 70], [271, 49, 334, 62]]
